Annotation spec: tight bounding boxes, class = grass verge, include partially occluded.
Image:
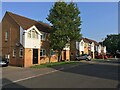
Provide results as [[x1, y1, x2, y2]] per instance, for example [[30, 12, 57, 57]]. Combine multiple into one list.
[[31, 61, 78, 68]]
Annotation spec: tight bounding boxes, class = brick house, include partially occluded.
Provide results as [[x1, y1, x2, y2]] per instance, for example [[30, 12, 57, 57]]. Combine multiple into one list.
[[76, 37, 106, 59], [1, 11, 70, 67]]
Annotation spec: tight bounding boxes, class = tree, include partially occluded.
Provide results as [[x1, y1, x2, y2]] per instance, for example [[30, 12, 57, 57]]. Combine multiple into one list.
[[47, 1, 82, 61], [103, 34, 120, 55], [66, 2, 82, 60]]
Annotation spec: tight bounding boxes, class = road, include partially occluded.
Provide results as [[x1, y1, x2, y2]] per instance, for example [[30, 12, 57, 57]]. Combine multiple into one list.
[[2, 59, 120, 89]]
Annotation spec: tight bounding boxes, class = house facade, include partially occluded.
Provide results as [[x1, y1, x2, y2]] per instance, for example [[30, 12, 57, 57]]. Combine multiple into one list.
[[76, 38, 89, 56], [1, 11, 70, 67], [76, 37, 106, 59]]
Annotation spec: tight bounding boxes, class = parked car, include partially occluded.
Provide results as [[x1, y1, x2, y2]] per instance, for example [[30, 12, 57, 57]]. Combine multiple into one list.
[[76, 54, 91, 61], [0, 59, 9, 67], [95, 55, 108, 59]]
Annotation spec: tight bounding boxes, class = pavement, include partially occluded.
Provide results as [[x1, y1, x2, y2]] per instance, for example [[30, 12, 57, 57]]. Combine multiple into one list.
[[1, 59, 120, 89]]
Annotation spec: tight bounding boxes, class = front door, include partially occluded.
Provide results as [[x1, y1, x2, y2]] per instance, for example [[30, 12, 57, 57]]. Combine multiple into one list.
[[33, 49, 38, 64]]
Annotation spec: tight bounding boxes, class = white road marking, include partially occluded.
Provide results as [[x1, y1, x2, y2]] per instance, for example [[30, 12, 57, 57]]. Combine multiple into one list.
[[2, 67, 64, 86], [2, 64, 82, 87]]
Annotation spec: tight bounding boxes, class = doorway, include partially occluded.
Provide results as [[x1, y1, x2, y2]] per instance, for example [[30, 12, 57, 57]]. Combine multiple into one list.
[[33, 49, 38, 64]]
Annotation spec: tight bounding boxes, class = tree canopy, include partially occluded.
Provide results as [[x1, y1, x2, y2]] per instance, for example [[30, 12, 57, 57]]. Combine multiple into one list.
[[47, 1, 82, 61], [103, 34, 120, 54]]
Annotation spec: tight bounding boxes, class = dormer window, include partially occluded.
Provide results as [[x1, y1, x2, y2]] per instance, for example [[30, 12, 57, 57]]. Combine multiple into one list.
[[28, 31, 31, 38], [32, 31, 35, 38], [27, 29, 38, 39], [41, 33, 46, 40]]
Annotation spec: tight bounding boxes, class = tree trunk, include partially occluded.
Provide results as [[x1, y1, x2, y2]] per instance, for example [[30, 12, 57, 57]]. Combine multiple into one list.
[[48, 53, 51, 63], [48, 47, 51, 63], [70, 40, 76, 61], [58, 50, 62, 62]]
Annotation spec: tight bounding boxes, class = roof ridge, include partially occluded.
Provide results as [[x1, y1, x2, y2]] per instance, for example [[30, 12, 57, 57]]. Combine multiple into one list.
[[6, 11, 51, 28], [7, 11, 21, 27], [7, 11, 38, 23], [83, 37, 99, 44]]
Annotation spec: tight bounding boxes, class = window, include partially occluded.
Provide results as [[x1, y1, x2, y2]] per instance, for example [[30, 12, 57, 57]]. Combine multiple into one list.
[[5, 31, 8, 41], [13, 49, 16, 57], [50, 49, 55, 56], [32, 31, 35, 38], [40, 49, 46, 57], [5, 54, 8, 59], [81, 42, 83, 46], [28, 31, 31, 38], [28, 30, 38, 39], [41, 33, 46, 40], [19, 48, 23, 57], [35, 31, 38, 39]]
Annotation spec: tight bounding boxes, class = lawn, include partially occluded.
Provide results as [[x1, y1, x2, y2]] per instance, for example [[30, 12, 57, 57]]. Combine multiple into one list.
[[31, 61, 78, 68]]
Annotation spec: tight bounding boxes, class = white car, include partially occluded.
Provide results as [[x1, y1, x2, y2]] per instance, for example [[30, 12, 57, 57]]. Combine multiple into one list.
[[0, 60, 9, 67], [76, 54, 91, 61]]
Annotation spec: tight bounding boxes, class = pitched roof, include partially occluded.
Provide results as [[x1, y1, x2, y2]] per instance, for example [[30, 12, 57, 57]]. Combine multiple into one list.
[[81, 37, 89, 43], [80, 37, 99, 45], [84, 38, 99, 45], [6, 11, 51, 33]]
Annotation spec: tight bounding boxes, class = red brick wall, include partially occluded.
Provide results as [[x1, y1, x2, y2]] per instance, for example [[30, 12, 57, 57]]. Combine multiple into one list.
[[2, 12, 70, 67], [2, 13, 24, 67]]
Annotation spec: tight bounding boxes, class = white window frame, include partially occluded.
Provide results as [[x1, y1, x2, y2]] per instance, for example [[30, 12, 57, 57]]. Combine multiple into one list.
[[5, 31, 8, 41], [40, 49, 46, 57], [19, 48, 23, 57], [28, 29, 38, 39], [27, 31, 31, 38], [41, 33, 46, 40], [32, 30, 35, 38], [35, 31, 38, 39], [13, 49, 16, 57]]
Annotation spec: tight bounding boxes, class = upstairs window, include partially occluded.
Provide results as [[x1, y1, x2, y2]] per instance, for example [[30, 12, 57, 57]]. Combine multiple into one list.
[[13, 49, 16, 57], [5, 31, 8, 41], [28, 31, 31, 38], [41, 33, 46, 40], [27, 29, 38, 39], [32, 31, 35, 38], [35, 31, 38, 39]]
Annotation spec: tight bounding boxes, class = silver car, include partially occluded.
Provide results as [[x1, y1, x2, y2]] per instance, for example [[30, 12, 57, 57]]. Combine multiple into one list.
[[0, 60, 9, 67], [76, 54, 91, 61]]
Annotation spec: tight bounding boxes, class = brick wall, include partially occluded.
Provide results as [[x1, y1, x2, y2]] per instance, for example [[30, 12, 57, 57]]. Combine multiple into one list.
[[2, 13, 24, 67]]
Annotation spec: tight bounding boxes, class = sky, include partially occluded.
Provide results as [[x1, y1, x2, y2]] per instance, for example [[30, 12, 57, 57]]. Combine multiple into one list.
[[118, 1, 120, 34], [1, 2, 118, 42]]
